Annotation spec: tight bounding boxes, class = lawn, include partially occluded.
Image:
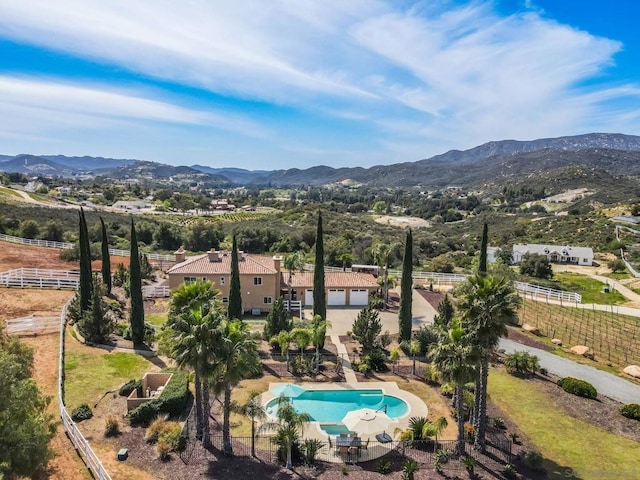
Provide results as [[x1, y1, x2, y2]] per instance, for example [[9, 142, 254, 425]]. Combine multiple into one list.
[[64, 335, 160, 408], [552, 272, 626, 305], [145, 312, 168, 327], [488, 369, 640, 480]]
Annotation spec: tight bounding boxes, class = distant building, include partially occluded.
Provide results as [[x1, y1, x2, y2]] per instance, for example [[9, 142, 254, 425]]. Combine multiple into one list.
[[487, 247, 500, 263], [513, 243, 593, 266]]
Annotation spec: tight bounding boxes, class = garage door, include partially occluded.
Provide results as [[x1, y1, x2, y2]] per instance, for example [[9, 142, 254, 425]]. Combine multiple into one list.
[[305, 289, 314, 307], [350, 289, 369, 306], [327, 289, 346, 306]]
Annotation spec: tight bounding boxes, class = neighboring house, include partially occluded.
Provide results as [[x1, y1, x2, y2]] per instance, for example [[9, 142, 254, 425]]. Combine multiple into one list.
[[167, 248, 378, 313], [512, 243, 593, 266], [487, 246, 499, 263]]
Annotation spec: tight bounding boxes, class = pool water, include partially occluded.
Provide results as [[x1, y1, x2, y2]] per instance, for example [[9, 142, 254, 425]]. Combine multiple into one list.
[[267, 388, 408, 423], [320, 424, 351, 436]]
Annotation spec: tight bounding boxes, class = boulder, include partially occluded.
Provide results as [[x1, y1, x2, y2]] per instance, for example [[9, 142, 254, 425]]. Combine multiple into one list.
[[522, 323, 541, 335], [551, 338, 563, 346], [570, 345, 594, 359], [623, 365, 640, 379]]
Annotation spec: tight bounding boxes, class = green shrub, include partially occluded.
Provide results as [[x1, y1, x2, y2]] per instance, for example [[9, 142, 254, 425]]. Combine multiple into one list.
[[503, 464, 517, 480], [492, 417, 506, 430], [118, 379, 141, 397], [401, 459, 419, 480], [504, 351, 539, 377], [558, 377, 597, 399], [524, 450, 544, 471], [158, 422, 184, 451], [620, 403, 640, 421], [129, 399, 163, 425], [376, 459, 392, 474], [71, 403, 93, 422]]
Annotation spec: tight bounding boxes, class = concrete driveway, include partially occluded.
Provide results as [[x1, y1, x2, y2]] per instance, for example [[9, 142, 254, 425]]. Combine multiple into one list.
[[305, 288, 437, 336]]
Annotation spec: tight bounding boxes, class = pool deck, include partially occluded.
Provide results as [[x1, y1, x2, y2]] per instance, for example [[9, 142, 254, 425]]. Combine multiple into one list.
[[261, 381, 428, 462]]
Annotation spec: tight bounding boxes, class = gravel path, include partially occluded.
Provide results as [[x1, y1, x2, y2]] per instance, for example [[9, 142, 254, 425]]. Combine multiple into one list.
[[499, 338, 640, 404]]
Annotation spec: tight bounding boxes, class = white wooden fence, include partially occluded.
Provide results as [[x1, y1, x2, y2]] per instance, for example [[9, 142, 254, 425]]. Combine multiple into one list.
[[283, 300, 303, 317], [142, 285, 170, 298], [4, 315, 59, 334], [513, 281, 581, 303], [0, 268, 80, 289], [57, 299, 112, 480], [0, 233, 175, 263]]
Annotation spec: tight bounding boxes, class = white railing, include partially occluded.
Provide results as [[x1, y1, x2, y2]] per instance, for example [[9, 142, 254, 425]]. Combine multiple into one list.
[[283, 300, 303, 317], [5, 315, 59, 334], [142, 285, 170, 298], [514, 281, 581, 303], [0, 233, 175, 262], [58, 299, 112, 480], [0, 268, 80, 289]]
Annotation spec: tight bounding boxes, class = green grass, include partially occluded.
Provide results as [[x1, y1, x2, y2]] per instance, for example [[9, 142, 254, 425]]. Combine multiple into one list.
[[552, 272, 626, 305], [145, 312, 168, 327], [64, 350, 157, 408], [0, 185, 23, 199], [489, 369, 640, 480]]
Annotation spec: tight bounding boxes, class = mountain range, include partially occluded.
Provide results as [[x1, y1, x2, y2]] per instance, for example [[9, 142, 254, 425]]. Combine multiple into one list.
[[2, 133, 640, 189]]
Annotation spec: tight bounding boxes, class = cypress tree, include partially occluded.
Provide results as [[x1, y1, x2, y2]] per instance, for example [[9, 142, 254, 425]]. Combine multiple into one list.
[[129, 219, 145, 345], [313, 211, 326, 320], [228, 234, 242, 320], [100, 217, 112, 295], [398, 229, 413, 342], [78, 208, 93, 312], [479, 222, 488, 276]]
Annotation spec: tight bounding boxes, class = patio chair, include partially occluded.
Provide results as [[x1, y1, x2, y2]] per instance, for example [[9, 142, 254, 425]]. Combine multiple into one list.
[[349, 432, 357, 438], [361, 438, 369, 451], [340, 433, 348, 438]]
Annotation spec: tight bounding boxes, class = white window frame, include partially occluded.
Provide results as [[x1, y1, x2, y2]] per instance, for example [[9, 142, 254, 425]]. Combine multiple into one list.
[[253, 277, 263, 285], [263, 296, 273, 304], [184, 276, 196, 284]]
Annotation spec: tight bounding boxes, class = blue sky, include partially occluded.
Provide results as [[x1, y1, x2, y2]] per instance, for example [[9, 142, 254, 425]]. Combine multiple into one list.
[[0, 0, 639, 170]]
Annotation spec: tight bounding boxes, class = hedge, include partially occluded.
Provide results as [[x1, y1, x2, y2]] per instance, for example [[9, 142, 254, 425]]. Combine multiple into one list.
[[558, 377, 597, 399], [71, 403, 93, 422], [128, 371, 190, 425], [119, 379, 142, 397], [620, 403, 640, 421]]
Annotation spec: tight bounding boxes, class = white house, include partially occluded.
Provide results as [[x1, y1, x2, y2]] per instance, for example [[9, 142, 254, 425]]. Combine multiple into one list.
[[512, 243, 593, 266]]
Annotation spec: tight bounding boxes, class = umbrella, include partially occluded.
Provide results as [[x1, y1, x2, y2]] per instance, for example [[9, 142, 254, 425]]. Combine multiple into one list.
[[342, 408, 396, 436], [270, 383, 307, 399]]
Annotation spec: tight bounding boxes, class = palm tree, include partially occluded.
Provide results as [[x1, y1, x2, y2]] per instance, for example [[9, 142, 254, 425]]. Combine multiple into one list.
[[309, 315, 329, 372], [430, 320, 479, 455], [339, 252, 353, 272], [170, 304, 224, 448], [457, 274, 520, 450], [283, 252, 304, 312], [168, 280, 221, 444], [235, 390, 267, 457], [409, 339, 420, 377], [213, 319, 261, 456], [290, 327, 311, 357], [277, 330, 291, 370], [260, 396, 311, 469], [372, 242, 399, 309]]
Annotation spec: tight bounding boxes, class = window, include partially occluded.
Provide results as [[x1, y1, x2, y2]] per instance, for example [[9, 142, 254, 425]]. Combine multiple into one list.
[[220, 276, 226, 286], [222, 297, 229, 303], [184, 276, 196, 284], [253, 277, 263, 285], [263, 297, 272, 304]]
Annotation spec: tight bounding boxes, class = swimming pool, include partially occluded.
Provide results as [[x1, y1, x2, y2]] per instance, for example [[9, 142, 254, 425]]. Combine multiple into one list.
[[266, 388, 408, 423]]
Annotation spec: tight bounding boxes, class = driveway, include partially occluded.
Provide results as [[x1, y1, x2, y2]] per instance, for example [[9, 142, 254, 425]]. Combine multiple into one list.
[[307, 288, 437, 336], [499, 338, 640, 404]]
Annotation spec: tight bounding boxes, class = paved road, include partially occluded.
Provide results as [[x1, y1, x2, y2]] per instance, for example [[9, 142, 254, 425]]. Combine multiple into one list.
[[499, 338, 640, 404]]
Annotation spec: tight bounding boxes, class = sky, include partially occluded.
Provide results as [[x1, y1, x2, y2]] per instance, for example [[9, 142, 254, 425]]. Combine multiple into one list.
[[0, 0, 639, 170]]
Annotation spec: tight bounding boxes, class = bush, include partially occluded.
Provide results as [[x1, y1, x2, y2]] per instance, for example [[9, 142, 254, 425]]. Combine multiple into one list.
[[156, 439, 172, 460], [492, 417, 506, 430], [503, 464, 517, 480], [524, 451, 544, 471], [71, 403, 93, 422], [104, 416, 120, 437], [558, 377, 597, 399], [376, 459, 392, 474], [158, 422, 184, 451], [504, 351, 539, 377], [118, 379, 141, 397], [128, 371, 190, 425], [145, 416, 170, 443], [620, 403, 640, 421]]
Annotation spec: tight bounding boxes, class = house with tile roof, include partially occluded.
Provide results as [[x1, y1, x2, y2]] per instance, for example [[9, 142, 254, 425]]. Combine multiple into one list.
[[167, 248, 379, 313]]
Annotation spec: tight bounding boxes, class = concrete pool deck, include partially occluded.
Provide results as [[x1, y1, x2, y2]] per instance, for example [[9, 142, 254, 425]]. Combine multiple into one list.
[[261, 381, 428, 462]]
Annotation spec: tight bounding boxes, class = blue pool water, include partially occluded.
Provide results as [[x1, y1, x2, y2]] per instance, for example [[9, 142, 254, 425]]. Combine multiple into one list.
[[266, 388, 408, 422]]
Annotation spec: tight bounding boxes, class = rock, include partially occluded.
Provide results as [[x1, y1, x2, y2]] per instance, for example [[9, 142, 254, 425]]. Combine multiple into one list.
[[522, 323, 541, 335], [570, 345, 594, 359], [551, 338, 563, 346], [623, 365, 640, 379]]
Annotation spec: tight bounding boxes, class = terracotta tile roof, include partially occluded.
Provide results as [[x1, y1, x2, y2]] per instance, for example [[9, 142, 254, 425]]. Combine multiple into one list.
[[287, 272, 378, 289], [168, 251, 278, 276]]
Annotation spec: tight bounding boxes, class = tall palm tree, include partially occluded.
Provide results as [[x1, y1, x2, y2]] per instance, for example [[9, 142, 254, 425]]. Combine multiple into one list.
[[457, 274, 520, 450], [310, 315, 329, 372], [260, 396, 311, 469], [277, 330, 291, 369], [234, 390, 267, 457], [290, 327, 311, 357], [372, 242, 399, 309], [213, 319, 261, 456], [168, 280, 221, 443], [409, 339, 420, 377], [430, 321, 480, 455], [170, 305, 224, 448], [283, 251, 304, 312], [339, 252, 353, 272]]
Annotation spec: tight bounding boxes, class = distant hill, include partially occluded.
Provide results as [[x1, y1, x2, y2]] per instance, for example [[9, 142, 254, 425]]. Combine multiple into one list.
[[42, 155, 136, 171], [107, 161, 230, 184], [0, 154, 76, 176], [190, 165, 270, 184]]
